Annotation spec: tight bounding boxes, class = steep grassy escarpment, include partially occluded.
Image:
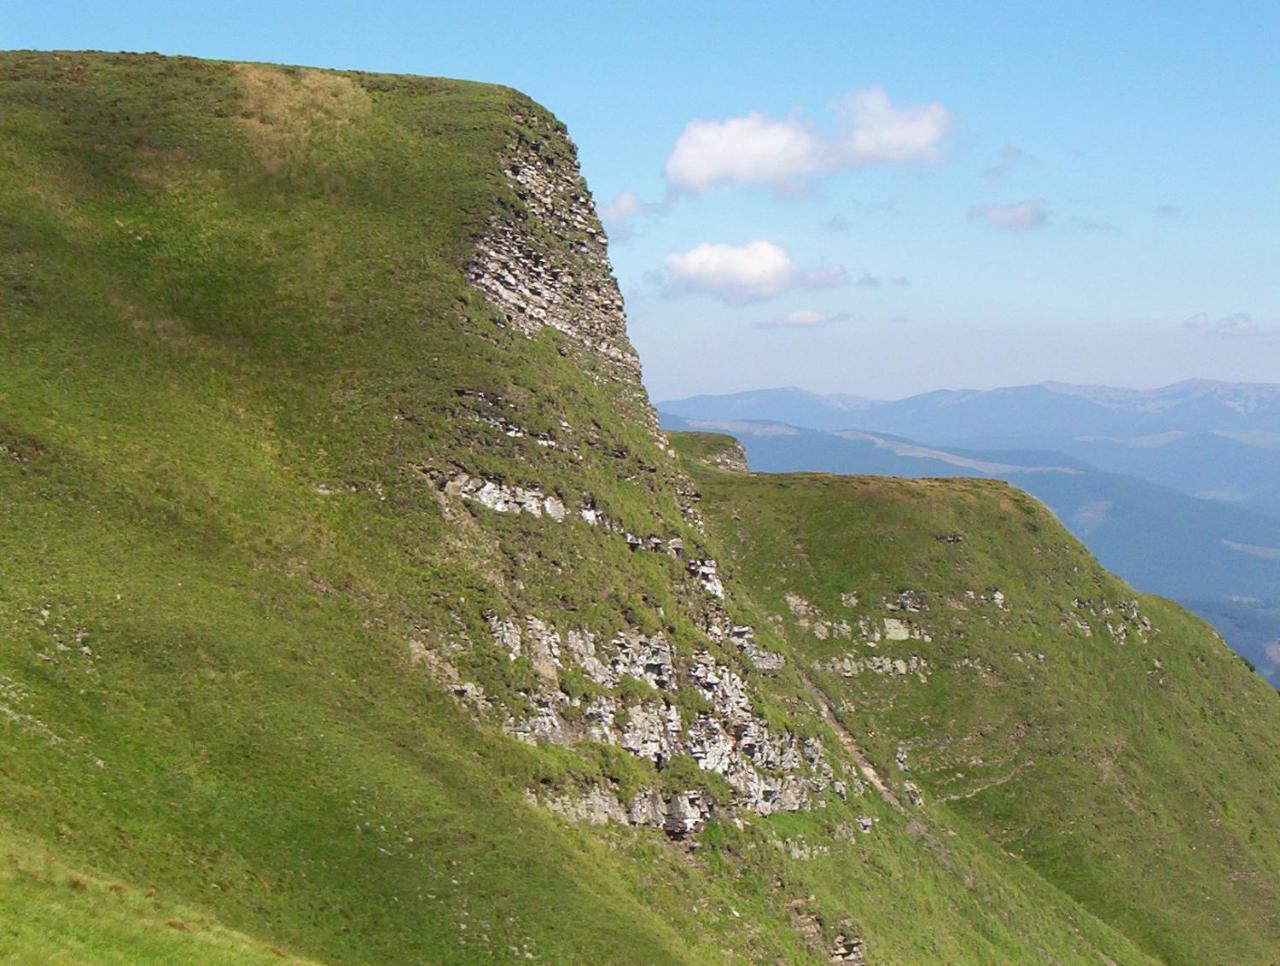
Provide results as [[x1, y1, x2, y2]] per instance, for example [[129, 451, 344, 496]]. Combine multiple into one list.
[[675, 432, 1280, 963], [0, 50, 1275, 963], [0, 49, 738, 962]]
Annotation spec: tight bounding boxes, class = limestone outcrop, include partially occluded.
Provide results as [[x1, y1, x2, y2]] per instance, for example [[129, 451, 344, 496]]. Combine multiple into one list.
[[481, 613, 842, 831], [465, 114, 640, 381]]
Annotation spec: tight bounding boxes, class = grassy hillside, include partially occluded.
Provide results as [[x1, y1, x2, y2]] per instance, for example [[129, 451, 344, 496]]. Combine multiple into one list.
[[0, 50, 1276, 962], [0, 820, 309, 962], [0, 49, 743, 962], [661, 412, 1280, 684], [673, 432, 1280, 963]]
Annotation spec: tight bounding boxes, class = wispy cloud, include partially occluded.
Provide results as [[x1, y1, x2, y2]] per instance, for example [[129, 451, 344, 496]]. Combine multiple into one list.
[[1072, 216, 1119, 233], [855, 272, 910, 288], [1153, 203, 1183, 219], [1182, 311, 1268, 339], [664, 241, 847, 304], [863, 199, 901, 216], [967, 200, 1050, 231], [755, 308, 858, 330], [663, 87, 952, 194], [599, 190, 664, 239], [983, 144, 1037, 179], [821, 200, 899, 233]]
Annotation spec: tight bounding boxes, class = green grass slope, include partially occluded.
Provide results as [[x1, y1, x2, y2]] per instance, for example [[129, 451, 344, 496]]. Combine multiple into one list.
[[0, 820, 310, 963], [0, 50, 1270, 963], [674, 431, 1280, 963]]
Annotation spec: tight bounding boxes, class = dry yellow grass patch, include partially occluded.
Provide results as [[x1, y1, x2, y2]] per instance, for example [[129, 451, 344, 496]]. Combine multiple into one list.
[[233, 63, 371, 172]]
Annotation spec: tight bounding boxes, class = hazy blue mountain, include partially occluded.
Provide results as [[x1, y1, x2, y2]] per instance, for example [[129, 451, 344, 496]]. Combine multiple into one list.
[[657, 387, 879, 431], [851, 380, 1280, 446], [660, 412, 1280, 684], [661, 381, 1280, 518], [1058, 432, 1280, 518], [662, 380, 1280, 442]]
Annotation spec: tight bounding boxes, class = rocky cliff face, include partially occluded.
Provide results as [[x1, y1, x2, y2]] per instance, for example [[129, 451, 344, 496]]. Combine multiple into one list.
[[463, 108, 668, 449], [466, 113, 644, 379], [434, 109, 883, 835]]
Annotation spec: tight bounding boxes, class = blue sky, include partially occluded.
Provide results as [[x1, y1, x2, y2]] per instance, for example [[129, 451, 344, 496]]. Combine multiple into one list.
[[7, 1, 1278, 399]]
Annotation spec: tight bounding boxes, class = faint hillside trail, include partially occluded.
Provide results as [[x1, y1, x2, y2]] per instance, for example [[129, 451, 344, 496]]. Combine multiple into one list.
[[797, 669, 903, 812]]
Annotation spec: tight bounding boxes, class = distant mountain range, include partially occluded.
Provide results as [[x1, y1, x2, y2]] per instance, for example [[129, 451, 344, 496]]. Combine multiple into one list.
[[659, 380, 1280, 684], [661, 381, 1280, 518], [660, 387, 879, 431], [663, 380, 1280, 441]]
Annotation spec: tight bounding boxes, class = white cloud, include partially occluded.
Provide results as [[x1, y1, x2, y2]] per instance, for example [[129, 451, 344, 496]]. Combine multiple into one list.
[[664, 241, 847, 304], [833, 87, 952, 164], [968, 200, 1050, 231], [983, 144, 1037, 179], [664, 113, 825, 193], [756, 308, 856, 330], [663, 87, 952, 193]]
